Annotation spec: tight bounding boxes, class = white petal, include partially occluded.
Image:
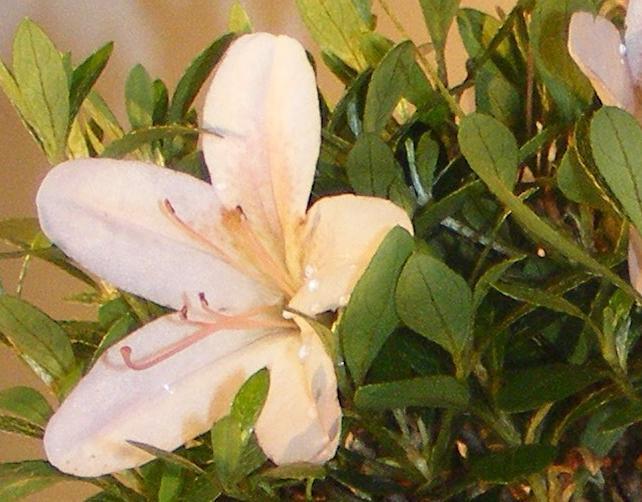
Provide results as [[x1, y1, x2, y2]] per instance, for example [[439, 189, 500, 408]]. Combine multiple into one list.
[[44, 313, 294, 477], [202, 33, 320, 251], [568, 12, 639, 114], [629, 227, 642, 293], [37, 159, 278, 312], [290, 195, 413, 316], [256, 319, 341, 464], [626, 0, 642, 84]]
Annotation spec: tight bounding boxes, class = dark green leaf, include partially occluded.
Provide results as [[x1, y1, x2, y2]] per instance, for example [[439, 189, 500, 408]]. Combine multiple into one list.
[[497, 364, 601, 412], [590, 107, 642, 233], [12, 19, 69, 162], [262, 463, 326, 480], [0, 386, 52, 426], [0, 415, 43, 438], [341, 227, 414, 385], [126, 441, 205, 475], [600, 400, 642, 432], [93, 314, 137, 363], [581, 405, 625, 456], [101, 125, 198, 159], [125, 64, 154, 129], [557, 145, 607, 209], [0, 460, 70, 501], [470, 444, 557, 483], [363, 41, 431, 133], [167, 34, 234, 123], [69, 42, 113, 121], [473, 256, 524, 308], [231, 368, 270, 431], [152, 79, 169, 125], [0, 295, 76, 394], [354, 375, 469, 410], [396, 250, 473, 360]]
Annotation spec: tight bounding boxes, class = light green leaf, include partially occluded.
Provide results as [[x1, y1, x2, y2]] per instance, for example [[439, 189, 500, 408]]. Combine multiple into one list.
[[125, 64, 154, 129], [262, 463, 326, 480], [231, 368, 270, 431], [354, 375, 469, 410], [0, 294, 76, 395], [0, 59, 27, 119], [458, 113, 638, 299], [590, 107, 642, 233], [0, 386, 52, 427], [228, 1, 253, 33], [396, 250, 473, 361], [211, 415, 244, 485], [0, 461, 69, 501], [69, 42, 113, 121], [0, 415, 43, 439], [295, 0, 372, 71], [363, 41, 431, 133], [12, 19, 69, 162], [101, 125, 198, 159], [340, 227, 414, 385], [470, 444, 557, 483], [157, 463, 184, 502], [346, 134, 415, 213]]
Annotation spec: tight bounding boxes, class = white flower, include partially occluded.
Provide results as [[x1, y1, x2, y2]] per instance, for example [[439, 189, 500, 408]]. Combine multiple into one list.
[[38, 33, 413, 477], [568, 3, 642, 292]]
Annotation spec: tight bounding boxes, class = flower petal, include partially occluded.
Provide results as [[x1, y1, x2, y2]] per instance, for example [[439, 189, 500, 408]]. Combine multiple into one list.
[[290, 194, 413, 316], [568, 12, 639, 114], [629, 227, 642, 293], [626, 0, 642, 84], [202, 33, 320, 253], [44, 313, 294, 477], [256, 319, 341, 464], [37, 159, 277, 311]]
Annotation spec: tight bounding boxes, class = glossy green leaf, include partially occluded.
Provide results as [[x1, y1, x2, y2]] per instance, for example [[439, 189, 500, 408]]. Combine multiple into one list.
[[0, 386, 52, 427], [459, 113, 638, 299], [125, 64, 154, 129], [295, 0, 372, 71], [354, 375, 469, 410], [0, 415, 43, 439], [530, 0, 594, 120], [69, 42, 113, 121], [340, 227, 414, 385], [231, 368, 270, 430], [0, 294, 76, 394], [101, 125, 197, 159], [0, 461, 69, 501], [346, 133, 415, 212], [12, 19, 69, 162], [363, 41, 431, 133], [591, 107, 642, 233], [497, 364, 601, 412], [228, 1, 253, 33], [470, 444, 557, 483], [168, 34, 234, 123]]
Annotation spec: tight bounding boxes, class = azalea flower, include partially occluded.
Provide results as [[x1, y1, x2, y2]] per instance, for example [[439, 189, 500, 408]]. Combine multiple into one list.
[[568, 2, 642, 292], [38, 33, 413, 477]]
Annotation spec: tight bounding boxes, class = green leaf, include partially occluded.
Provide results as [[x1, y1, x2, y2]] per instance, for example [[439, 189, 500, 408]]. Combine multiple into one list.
[[340, 227, 414, 385], [473, 256, 524, 308], [295, 0, 372, 71], [126, 441, 205, 475], [92, 314, 137, 363], [125, 64, 154, 129], [354, 375, 469, 410], [419, 0, 460, 55], [152, 79, 169, 125], [0, 294, 76, 395], [167, 34, 234, 123], [228, 1, 253, 33], [496, 364, 601, 412], [557, 145, 607, 209], [69, 42, 113, 121], [590, 107, 642, 233], [12, 19, 69, 162], [101, 125, 198, 159], [231, 368, 270, 431], [346, 133, 415, 212], [0, 461, 69, 501], [601, 400, 642, 432], [396, 250, 473, 361], [262, 463, 326, 480], [470, 444, 557, 483], [458, 113, 638, 299], [158, 463, 184, 502], [0, 386, 52, 427], [530, 0, 594, 120], [0, 59, 28, 122], [0, 415, 43, 439], [211, 415, 244, 485], [363, 41, 431, 133]]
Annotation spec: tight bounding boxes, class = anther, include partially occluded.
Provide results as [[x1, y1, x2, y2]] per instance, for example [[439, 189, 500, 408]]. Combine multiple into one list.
[[163, 199, 176, 214], [198, 292, 209, 307], [179, 305, 188, 320]]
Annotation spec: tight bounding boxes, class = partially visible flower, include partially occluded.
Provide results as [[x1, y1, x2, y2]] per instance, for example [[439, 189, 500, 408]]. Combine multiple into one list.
[[38, 33, 412, 477], [568, 2, 642, 291]]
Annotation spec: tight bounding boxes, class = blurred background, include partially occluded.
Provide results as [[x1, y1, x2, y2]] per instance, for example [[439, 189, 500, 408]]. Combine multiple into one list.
[[0, 0, 513, 499]]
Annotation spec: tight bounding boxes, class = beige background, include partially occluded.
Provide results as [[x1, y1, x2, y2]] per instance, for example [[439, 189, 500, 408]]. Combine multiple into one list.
[[0, 1, 512, 499]]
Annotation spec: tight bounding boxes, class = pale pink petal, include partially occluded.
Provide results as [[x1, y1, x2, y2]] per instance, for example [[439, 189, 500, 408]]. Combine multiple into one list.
[[44, 313, 295, 477], [568, 12, 639, 114], [202, 33, 320, 256], [256, 319, 341, 464], [629, 227, 642, 293], [626, 0, 642, 84], [37, 159, 278, 312], [289, 195, 413, 316]]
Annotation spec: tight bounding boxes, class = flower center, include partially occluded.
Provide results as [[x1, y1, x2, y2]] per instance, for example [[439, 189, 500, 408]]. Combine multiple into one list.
[[120, 292, 294, 371]]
